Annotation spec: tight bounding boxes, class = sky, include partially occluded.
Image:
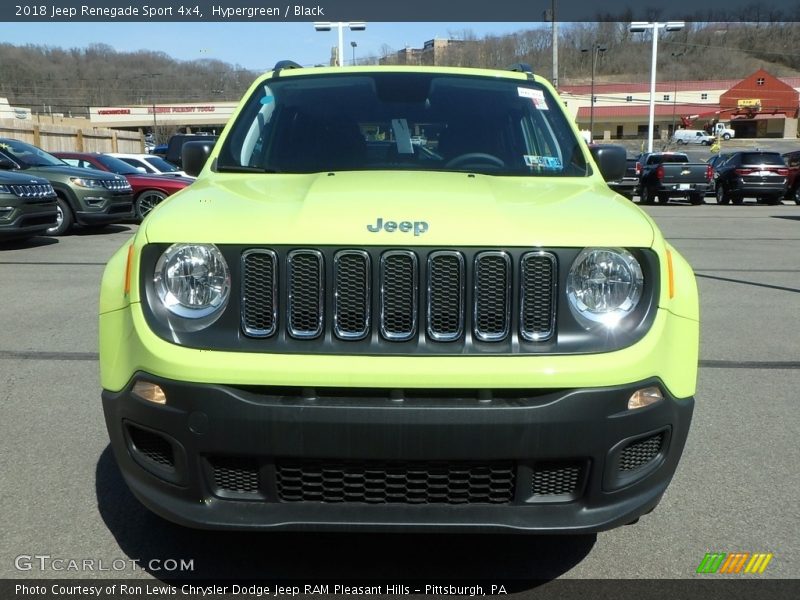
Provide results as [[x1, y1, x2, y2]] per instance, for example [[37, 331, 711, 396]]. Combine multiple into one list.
[[1, 22, 545, 71]]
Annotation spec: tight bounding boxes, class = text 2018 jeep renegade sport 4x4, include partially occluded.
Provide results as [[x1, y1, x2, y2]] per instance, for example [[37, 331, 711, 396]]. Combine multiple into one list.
[[100, 63, 699, 532]]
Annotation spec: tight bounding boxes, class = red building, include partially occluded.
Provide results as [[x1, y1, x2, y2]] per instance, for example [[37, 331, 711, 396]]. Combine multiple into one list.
[[720, 69, 800, 137]]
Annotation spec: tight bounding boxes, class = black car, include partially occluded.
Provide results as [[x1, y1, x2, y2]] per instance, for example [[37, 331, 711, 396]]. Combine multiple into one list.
[[705, 153, 733, 197], [606, 157, 639, 199], [713, 151, 788, 205]]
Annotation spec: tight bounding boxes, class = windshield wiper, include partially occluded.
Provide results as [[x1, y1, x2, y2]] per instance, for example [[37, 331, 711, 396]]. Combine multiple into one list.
[[216, 165, 280, 173]]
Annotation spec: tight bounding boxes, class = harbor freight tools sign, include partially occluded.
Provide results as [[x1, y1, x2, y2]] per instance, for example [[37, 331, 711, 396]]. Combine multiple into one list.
[[4, 0, 800, 21], [696, 552, 774, 574]]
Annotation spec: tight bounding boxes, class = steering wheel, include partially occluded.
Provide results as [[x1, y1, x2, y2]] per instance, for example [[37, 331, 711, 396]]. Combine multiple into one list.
[[444, 152, 506, 169]]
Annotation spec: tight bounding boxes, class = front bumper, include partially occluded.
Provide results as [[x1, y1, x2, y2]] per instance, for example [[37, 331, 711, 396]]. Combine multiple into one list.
[[0, 200, 57, 238], [75, 191, 134, 225], [103, 375, 693, 533]]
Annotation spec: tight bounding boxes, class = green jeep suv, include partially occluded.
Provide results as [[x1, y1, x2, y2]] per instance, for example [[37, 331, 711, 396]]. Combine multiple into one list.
[[0, 138, 133, 235], [100, 63, 699, 533], [0, 170, 57, 240]]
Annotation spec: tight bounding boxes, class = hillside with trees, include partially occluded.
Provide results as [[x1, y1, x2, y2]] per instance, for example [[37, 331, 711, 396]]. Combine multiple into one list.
[[0, 43, 257, 118], [1, 22, 799, 119]]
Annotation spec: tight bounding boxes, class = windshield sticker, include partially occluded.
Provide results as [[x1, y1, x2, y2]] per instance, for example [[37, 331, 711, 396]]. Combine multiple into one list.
[[518, 87, 548, 110], [524, 155, 561, 170]]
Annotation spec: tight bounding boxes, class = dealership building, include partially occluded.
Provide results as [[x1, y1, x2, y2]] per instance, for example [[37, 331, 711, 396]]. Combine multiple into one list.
[[561, 69, 800, 140]]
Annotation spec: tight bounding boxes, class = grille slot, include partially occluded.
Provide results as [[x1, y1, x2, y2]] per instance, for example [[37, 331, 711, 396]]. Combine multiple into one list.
[[520, 252, 557, 341], [531, 462, 582, 497], [474, 252, 511, 341], [276, 460, 515, 504], [287, 250, 324, 338], [619, 432, 664, 471], [127, 425, 174, 469], [427, 251, 464, 341], [100, 179, 131, 192], [209, 457, 261, 494], [380, 251, 418, 341], [333, 250, 371, 340], [242, 250, 278, 337]]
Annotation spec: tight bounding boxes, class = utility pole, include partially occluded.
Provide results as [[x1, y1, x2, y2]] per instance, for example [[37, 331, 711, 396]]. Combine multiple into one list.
[[582, 44, 606, 140], [544, 2, 558, 88]]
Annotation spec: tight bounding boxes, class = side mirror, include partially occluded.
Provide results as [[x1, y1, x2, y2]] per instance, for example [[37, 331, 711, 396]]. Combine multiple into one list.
[[589, 144, 627, 182], [182, 141, 214, 177], [136, 166, 147, 174]]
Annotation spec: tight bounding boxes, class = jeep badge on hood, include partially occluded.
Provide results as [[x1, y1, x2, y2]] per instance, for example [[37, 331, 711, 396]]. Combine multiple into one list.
[[367, 217, 429, 236]]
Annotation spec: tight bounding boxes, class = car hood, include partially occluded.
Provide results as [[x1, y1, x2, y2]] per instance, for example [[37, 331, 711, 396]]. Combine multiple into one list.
[[24, 165, 123, 181], [0, 170, 52, 185], [143, 171, 656, 248], [126, 174, 193, 188]]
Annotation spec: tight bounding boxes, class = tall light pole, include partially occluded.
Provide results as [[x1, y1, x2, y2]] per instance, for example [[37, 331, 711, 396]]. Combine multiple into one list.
[[351, 41, 358, 66], [581, 43, 606, 140], [314, 22, 366, 67], [630, 21, 685, 152], [670, 51, 686, 137]]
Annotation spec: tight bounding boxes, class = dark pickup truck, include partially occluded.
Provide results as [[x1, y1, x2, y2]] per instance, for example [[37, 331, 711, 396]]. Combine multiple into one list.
[[606, 157, 639, 200], [636, 152, 713, 205]]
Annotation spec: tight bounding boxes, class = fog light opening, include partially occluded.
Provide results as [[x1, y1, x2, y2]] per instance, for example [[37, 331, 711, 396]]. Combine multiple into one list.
[[628, 386, 663, 410], [132, 381, 167, 405]]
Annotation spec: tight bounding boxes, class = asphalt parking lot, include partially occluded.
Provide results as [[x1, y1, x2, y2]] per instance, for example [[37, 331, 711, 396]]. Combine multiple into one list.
[[0, 200, 798, 588]]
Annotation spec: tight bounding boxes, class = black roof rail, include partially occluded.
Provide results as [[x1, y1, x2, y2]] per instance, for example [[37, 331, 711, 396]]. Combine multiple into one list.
[[507, 63, 535, 80], [272, 60, 303, 77]]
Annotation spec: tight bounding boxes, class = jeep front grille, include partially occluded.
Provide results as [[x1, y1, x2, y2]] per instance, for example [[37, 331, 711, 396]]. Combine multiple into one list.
[[240, 247, 557, 349], [100, 179, 131, 192], [9, 184, 56, 200]]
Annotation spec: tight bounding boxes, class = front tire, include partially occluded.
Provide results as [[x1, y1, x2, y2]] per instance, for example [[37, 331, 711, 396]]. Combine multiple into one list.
[[135, 190, 167, 220], [45, 196, 73, 236], [639, 186, 654, 204], [722, 133, 731, 140], [716, 185, 731, 205]]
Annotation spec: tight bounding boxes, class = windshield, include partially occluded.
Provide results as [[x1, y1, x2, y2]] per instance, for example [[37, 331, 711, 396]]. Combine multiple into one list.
[[741, 152, 783, 165], [94, 154, 141, 175], [217, 72, 589, 177], [0, 138, 66, 167], [144, 156, 180, 172]]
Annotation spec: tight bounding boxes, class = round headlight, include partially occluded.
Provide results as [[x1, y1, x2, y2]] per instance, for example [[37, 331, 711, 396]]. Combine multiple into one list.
[[566, 248, 643, 329], [154, 243, 230, 320]]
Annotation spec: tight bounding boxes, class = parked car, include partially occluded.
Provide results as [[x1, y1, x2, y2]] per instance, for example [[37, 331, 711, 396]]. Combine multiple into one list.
[[165, 134, 218, 169], [635, 152, 712, 205], [781, 150, 800, 204], [713, 151, 788, 205], [149, 144, 168, 159], [0, 138, 133, 235], [672, 129, 714, 145], [107, 152, 194, 179], [100, 62, 699, 533], [605, 156, 639, 199], [0, 170, 57, 240], [705, 153, 733, 197], [53, 152, 193, 220]]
